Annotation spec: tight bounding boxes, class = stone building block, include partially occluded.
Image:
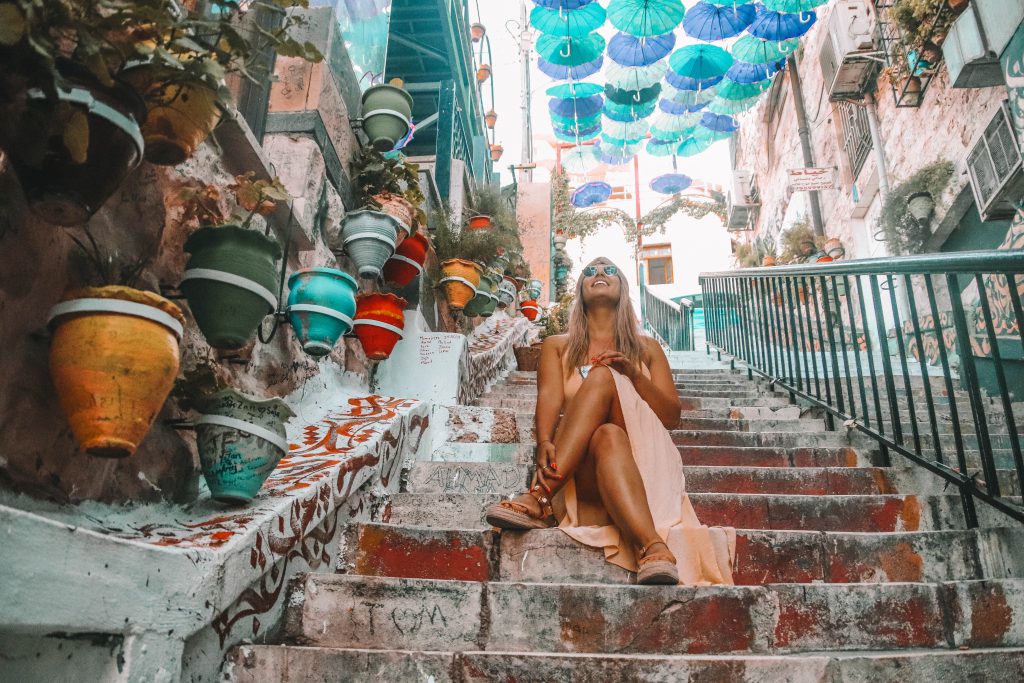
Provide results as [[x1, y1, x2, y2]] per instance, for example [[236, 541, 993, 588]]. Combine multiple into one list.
[[383, 493, 499, 530], [340, 522, 497, 582]]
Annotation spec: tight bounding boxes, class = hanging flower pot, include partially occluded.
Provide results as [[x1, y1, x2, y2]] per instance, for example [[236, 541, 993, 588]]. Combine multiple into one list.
[[373, 192, 414, 241], [490, 143, 504, 162], [121, 64, 222, 166], [361, 82, 413, 151], [521, 299, 541, 321], [553, 230, 568, 251], [287, 268, 358, 357], [823, 238, 846, 259], [484, 110, 498, 128], [480, 278, 499, 318], [526, 278, 543, 300], [513, 276, 528, 293], [471, 22, 487, 42], [907, 191, 936, 224], [497, 278, 517, 309], [477, 64, 492, 84], [339, 209, 400, 278], [467, 214, 494, 231], [48, 287, 185, 458], [383, 230, 430, 287], [5, 73, 145, 226], [762, 255, 778, 267], [180, 226, 282, 350], [464, 272, 495, 317], [439, 259, 482, 311], [353, 292, 407, 360], [195, 389, 295, 504]]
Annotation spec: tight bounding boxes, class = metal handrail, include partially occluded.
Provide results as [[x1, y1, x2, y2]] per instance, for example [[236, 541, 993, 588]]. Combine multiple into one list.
[[700, 249, 1024, 525], [641, 285, 695, 351]]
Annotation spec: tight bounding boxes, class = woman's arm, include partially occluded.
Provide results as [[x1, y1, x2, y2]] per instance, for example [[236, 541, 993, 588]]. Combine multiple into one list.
[[593, 338, 681, 429], [534, 336, 566, 445]]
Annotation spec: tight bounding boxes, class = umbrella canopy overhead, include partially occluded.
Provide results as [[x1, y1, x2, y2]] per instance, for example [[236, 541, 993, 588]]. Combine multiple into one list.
[[730, 34, 799, 63], [706, 95, 760, 115], [665, 70, 723, 91], [677, 130, 715, 156], [715, 78, 770, 100], [537, 33, 607, 66], [762, 0, 827, 13], [546, 82, 604, 98], [550, 110, 601, 127], [532, 0, 598, 9], [646, 139, 677, 156], [603, 98, 658, 121], [699, 111, 739, 132], [651, 172, 693, 194], [554, 123, 602, 142], [607, 0, 686, 37], [561, 145, 603, 173], [604, 82, 661, 105], [548, 94, 605, 118], [571, 180, 613, 207], [662, 81, 718, 106], [669, 43, 734, 80], [651, 109, 699, 133], [607, 31, 676, 66], [538, 55, 604, 79], [682, 1, 756, 42], [747, 7, 817, 41], [659, 97, 707, 115], [726, 58, 785, 84], [605, 61, 668, 90], [599, 144, 638, 166], [530, 3, 607, 37], [603, 116, 651, 139]]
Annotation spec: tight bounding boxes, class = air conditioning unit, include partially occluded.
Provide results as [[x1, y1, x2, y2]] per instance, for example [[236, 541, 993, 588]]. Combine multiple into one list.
[[819, 0, 878, 101], [943, 0, 1021, 89], [967, 103, 1024, 221], [727, 170, 759, 231]]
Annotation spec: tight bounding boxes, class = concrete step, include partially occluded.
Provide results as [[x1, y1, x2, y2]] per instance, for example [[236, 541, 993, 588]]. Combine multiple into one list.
[[227, 644, 1024, 683], [341, 523, 1024, 586], [281, 573, 1024, 655], [676, 445, 868, 468], [676, 417, 826, 432], [670, 430, 853, 448], [428, 442, 532, 465], [383, 492, 1004, 532], [680, 396, 794, 410], [404, 462, 530, 495]]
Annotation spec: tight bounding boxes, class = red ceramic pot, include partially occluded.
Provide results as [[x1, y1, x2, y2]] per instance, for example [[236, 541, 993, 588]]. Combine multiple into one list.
[[383, 230, 430, 287], [520, 299, 541, 321], [467, 215, 493, 231], [354, 292, 407, 360]]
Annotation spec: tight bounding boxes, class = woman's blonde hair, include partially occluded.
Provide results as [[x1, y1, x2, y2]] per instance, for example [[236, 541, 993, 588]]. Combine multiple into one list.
[[564, 259, 644, 375]]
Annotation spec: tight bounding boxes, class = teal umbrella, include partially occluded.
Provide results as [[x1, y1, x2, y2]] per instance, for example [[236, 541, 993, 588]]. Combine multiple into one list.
[[677, 130, 715, 156], [561, 145, 602, 173], [604, 61, 668, 90], [537, 33, 607, 66], [646, 138, 677, 156], [762, 0, 827, 12], [731, 34, 799, 64], [546, 82, 604, 98], [530, 3, 607, 37], [662, 81, 718, 107], [607, 0, 686, 37], [602, 116, 651, 140], [649, 123, 694, 141], [668, 44, 733, 80], [600, 132, 646, 148], [550, 111, 601, 128], [715, 78, 770, 100], [707, 95, 759, 115]]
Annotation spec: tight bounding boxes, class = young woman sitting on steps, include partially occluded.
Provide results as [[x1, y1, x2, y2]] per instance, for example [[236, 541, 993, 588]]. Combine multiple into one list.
[[484, 257, 735, 586]]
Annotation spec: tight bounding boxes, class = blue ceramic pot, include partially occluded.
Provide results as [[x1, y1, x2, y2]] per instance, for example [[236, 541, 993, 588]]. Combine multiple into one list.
[[526, 278, 543, 300], [287, 267, 359, 357]]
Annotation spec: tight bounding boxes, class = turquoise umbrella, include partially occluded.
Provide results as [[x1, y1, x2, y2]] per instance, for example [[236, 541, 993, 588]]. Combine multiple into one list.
[[706, 95, 760, 115], [602, 116, 651, 140], [604, 61, 668, 90], [550, 111, 601, 128], [715, 78, 770, 100], [668, 44, 733, 80], [662, 81, 718, 107], [600, 132, 646, 148], [731, 34, 799, 64], [677, 130, 715, 156], [649, 123, 694, 141], [536, 33, 607, 66], [530, 3, 607, 37], [762, 0, 828, 13], [607, 0, 686, 37], [646, 138, 677, 156], [561, 145, 602, 173], [546, 82, 604, 98]]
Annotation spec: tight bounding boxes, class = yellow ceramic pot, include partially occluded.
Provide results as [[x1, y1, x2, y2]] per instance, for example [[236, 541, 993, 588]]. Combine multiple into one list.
[[439, 259, 482, 311]]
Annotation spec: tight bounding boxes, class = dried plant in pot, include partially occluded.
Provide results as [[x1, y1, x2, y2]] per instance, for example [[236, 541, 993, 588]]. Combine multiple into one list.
[[351, 143, 426, 236], [876, 160, 953, 255]]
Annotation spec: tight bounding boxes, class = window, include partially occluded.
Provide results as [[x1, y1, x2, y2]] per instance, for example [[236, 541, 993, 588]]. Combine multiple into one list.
[[641, 244, 673, 285], [838, 100, 872, 179]]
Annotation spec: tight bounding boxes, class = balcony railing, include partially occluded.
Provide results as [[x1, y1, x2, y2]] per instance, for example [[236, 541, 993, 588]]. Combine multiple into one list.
[[874, 0, 957, 107], [642, 285, 695, 352], [700, 251, 1024, 525]]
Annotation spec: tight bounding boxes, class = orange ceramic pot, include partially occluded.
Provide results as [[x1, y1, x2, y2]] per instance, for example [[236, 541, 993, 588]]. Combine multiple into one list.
[[373, 192, 414, 243], [520, 299, 541, 321], [762, 256, 777, 267], [439, 259, 482, 311], [353, 292, 407, 360], [467, 214, 493, 231], [383, 230, 430, 287], [490, 144, 503, 162], [48, 286, 185, 458]]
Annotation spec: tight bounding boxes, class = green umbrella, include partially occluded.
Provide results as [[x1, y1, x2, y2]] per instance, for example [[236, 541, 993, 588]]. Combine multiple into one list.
[[530, 3, 607, 37], [537, 33, 607, 67], [546, 82, 604, 98], [730, 34, 799, 64], [668, 44, 733, 80], [762, 0, 827, 13], [715, 78, 770, 100], [707, 95, 760, 115], [607, 0, 686, 37]]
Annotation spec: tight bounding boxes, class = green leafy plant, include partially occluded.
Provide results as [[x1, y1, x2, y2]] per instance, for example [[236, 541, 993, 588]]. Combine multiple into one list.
[[876, 160, 954, 255], [429, 192, 524, 269], [176, 171, 290, 230], [350, 144, 426, 226], [67, 224, 149, 287], [539, 291, 574, 340]]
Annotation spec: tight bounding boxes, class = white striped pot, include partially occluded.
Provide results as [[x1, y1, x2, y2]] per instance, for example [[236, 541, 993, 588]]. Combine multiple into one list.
[[340, 210, 400, 278]]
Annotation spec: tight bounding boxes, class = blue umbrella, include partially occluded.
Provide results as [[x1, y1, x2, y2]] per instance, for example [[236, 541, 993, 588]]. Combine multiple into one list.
[[747, 7, 817, 41], [699, 111, 739, 133], [532, 0, 598, 9], [603, 99, 657, 121], [646, 139, 677, 156], [546, 82, 604, 98], [530, 3, 607, 37], [682, 1, 756, 42], [604, 83, 661, 105], [651, 173, 692, 194], [665, 69, 723, 92], [554, 123, 602, 142], [571, 181, 613, 207], [607, 31, 676, 66], [599, 146, 637, 166], [549, 94, 604, 118], [659, 97, 706, 115], [726, 58, 785, 84], [538, 55, 604, 80]]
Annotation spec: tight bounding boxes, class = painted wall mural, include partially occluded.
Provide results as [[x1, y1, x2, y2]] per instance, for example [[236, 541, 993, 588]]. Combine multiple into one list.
[[457, 315, 532, 406]]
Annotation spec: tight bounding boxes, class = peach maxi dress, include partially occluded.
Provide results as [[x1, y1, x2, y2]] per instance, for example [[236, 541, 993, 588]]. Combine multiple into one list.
[[555, 363, 736, 586]]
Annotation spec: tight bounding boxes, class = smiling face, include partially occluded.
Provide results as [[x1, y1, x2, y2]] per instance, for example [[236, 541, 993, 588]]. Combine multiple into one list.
[[579, 257, 622, 306]]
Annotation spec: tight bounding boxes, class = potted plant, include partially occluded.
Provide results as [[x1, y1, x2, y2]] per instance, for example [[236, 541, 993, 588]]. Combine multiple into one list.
[[438, 258, 482, 311], [520, 299, 541, 321], [175, 364, 294, 504], [471, 23, 487, 42], [351, 143, 427, 235], [778, 217, 822, 264], [383, 229, 431, 288], [463, 270, 496, 317], [490, 143, 503, 162], [822, 237, 846, 259], [178, 173, 288, 350], [477, 64, 491, 84], [876, 160, 953, 255], [339, 209, 402, 278], [496, 277, 517, 309], [360, 78, 413, 151], [484, 109, 498, 128], [48, 228, 184, 458], [286, 267, 358, 357], [353, 292, 407, 360]]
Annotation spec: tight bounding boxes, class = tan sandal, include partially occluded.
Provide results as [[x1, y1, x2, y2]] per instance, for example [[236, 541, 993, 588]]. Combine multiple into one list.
[[485, 486, 556, 530], [637, 540, 679, 585]]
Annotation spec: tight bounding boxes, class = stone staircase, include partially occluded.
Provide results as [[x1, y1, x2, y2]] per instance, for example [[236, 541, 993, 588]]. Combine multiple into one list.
[[225, 356, 1024, 682]]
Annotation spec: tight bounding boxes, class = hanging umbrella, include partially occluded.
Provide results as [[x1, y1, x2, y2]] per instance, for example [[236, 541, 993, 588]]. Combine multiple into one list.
[[699, 111, 739, 133], [662, 81, 718, 107], [537, 33, 607, 66], [730, 34, 799, 63], [726, 58, 784, 84], [604, 83, 661, 106], [538, 55, 604, 79], [682, 1, 756, 42], [603, 116, 651, 139], [554, 123, 602, 142], [561, 145, 602, 173], [665, 70, 723, 91], [550, 110, 601, 128], [607, 0, 686, 37], [659, 97, 707, 115], [715, 78, 770, 100], [646, 139, 677, 156], [762, 0, 827, 13], [605, 61, 668, 90], [649, 123, 694, 142], [706, 95, 760, 115], [599, 145, 637, 166], [601, 132, 646, 148], [548, 94, 604, 118], [607, 31, 676, 66], [668, 44, 734, 80], [546, 82, 604, 98], [747, 7, 817, 41], [603, 99, 657, 121], [532, 0, 598, 10], [677, 130, 715, 156], [651, 109, 699, 133], [651, 172, 692, 194], [530, 3, 607, 37], [571, 180, 613, 207]]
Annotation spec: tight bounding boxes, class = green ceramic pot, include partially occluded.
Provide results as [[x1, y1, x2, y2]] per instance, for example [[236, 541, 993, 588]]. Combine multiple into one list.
[[195, 388, 295, 504], [181, 225, 282, 350], [463, 272, 495, 317], [361, 84, 413, 151]]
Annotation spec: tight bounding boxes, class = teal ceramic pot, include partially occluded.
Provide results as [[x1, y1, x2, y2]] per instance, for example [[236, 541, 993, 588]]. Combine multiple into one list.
[[195, 388, 295, 504], [340, 210, 400, 278], [181, 225, 282, 350], [526, 278, 543, 300], [497, 279, 517, 308], [361, 84, 413, 151], [287, 267, 358, 357], [463, 272, 494, 317]]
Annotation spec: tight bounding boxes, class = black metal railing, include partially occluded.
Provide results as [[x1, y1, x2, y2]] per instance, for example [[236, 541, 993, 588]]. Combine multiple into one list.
[[700, 250, 1024, 525], [642, 286, 695, 352]]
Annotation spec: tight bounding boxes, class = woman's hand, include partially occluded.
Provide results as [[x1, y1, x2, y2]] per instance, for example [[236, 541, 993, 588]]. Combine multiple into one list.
[[591, 350, 640, 382], [533, 440, 562, 494]]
